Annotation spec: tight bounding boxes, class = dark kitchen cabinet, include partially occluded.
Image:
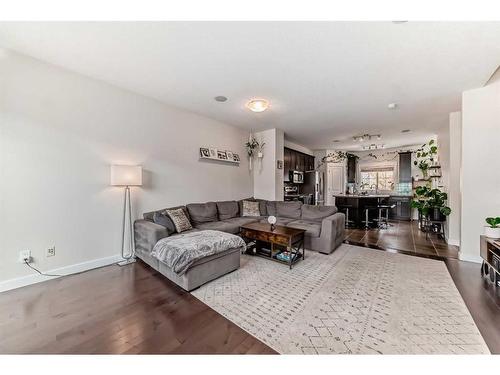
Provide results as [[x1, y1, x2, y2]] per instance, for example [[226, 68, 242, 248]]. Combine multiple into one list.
[[388, 196, 412, 221], [290, 151, 297, 170], [399, 152, 412, 183], [347, 155, 357, 183], [284, 148, 291, 182], [305, 155, 314, 171], [283, 147, 315, 177], [298, 153, 305, 171]]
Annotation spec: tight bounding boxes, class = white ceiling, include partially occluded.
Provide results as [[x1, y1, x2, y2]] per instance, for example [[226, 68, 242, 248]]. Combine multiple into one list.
[[1, 22, 499, 151]]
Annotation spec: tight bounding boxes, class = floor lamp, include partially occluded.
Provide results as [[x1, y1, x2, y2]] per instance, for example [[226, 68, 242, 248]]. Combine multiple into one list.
[[110, 165, 143, 266]]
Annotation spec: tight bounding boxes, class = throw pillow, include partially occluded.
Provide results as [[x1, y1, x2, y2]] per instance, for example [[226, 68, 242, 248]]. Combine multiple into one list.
[[165, 208, 193, 233], [153, 212, 176, 235], [242, 200, 261, 217]]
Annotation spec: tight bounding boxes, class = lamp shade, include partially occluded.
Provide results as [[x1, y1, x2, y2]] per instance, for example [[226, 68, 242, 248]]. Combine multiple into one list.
[[110, 165, 142, 186]]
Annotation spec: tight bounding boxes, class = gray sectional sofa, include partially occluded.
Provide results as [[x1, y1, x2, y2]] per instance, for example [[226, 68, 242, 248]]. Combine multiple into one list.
[[133, 199, 345, 291]]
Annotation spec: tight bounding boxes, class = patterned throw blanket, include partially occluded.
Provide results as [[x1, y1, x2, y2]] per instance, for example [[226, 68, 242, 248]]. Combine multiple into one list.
[[151, 230, 246, 275]]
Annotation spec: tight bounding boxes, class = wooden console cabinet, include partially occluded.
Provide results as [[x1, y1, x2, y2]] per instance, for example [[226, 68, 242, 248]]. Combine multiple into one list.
[[480, 235, 500, 286]]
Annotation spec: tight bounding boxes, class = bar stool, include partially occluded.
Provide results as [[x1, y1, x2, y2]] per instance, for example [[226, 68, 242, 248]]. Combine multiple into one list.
[[337, 204, 356, 228], [362, 206, 377, 229], [375, 203, 396, 229]]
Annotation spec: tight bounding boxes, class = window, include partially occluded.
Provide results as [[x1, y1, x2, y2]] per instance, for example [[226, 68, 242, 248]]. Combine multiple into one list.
[[360, 167, 395, 191]]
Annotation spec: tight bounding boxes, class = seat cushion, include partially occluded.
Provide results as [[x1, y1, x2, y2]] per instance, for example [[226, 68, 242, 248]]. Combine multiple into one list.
[[194, 221, 240, 234], [223, 216, 262, 228], [186, 202, 218, 225], [266, 201, 277, 216], [301, 204, 338, 222], [287, 219, 322, 237], [259, 217, 295, 226], [276, 201, 302, 219], [216, 201, 239, 220]]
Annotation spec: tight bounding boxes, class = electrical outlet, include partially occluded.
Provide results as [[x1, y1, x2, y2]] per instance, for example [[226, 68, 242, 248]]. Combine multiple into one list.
[[19, 250, 32, 263], [46, 246, 56, 257]]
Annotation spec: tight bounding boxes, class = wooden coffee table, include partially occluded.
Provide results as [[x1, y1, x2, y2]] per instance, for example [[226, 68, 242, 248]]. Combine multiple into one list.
[[240, 222, 305, 269]]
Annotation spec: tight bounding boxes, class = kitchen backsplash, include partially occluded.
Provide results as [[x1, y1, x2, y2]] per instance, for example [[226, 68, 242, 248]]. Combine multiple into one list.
[[393, 182, 412, 196]]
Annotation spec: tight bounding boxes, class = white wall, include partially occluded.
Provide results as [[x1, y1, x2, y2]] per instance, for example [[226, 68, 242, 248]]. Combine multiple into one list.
[[447, 112, 462, 246], [461, 81, 500, 263], [253, 128, 284, 201], [275, 129, 284, 200], [0, 50, 253, 288]]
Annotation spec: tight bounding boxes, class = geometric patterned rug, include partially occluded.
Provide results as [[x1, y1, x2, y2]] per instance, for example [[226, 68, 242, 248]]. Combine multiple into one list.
[[192, 244, 490, 354]]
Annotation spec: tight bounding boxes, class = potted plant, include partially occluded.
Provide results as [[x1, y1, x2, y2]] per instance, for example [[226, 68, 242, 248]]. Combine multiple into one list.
[[413, 139, 438, 179], [485, 217, 500, 239], [245, 136, 265, 170], [411, 186, 451, 222]]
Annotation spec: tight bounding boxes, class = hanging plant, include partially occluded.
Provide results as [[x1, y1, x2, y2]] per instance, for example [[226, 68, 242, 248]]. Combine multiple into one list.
[[245, 136, 265, 158]]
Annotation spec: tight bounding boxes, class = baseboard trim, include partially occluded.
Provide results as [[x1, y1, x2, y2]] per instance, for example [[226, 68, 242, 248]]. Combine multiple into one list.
[[447, 238, 460, 246], [458, 252, 482, 264], [0, 254, 123, 293]]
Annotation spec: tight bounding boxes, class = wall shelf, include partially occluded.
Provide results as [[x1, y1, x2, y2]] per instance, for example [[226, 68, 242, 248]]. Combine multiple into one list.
[[199, 147, 240, 165], [199, 155, 240, 164]]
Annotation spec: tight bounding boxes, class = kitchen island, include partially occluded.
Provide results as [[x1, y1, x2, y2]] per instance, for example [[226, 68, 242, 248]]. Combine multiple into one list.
[[333, 194, 391, 228]]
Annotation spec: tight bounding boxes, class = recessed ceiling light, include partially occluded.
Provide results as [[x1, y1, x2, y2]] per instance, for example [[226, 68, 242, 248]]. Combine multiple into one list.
[[387, 103, 398, 110], [246, 98, 269, 113], [332, 140, 340, 143], [401, 129, 411, 133], [214, 96, 228, 102], [392, 21, 408, 24]]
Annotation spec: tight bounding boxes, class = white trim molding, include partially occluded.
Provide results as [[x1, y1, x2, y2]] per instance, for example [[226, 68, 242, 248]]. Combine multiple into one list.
[[458, 252, 482, 264], [0, 254, 123, 293]]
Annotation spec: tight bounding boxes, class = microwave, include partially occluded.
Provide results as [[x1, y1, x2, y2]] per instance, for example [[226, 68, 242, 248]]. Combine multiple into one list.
[[290, 170, 304, 184]]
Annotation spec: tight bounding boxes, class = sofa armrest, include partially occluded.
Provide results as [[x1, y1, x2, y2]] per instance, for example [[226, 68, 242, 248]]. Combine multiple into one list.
[[134, 219, 169, 254], [319, 212, 346, 254]]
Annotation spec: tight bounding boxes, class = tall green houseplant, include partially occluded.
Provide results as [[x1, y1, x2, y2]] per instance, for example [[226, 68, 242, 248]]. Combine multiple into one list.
[[414, 139, 438, 179], [411, 186, 451, 221]]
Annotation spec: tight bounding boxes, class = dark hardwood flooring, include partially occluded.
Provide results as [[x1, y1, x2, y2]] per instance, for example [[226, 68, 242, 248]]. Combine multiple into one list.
[[445, 259, 500, 354], [1, 234, 498, 354], [0, 262, 276, 354], [345, 220, 459, 259]]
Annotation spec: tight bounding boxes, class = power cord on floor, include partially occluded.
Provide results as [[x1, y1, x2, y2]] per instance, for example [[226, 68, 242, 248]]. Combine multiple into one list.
[[23, 258, 127, 279], [24, 260, 62, 277]]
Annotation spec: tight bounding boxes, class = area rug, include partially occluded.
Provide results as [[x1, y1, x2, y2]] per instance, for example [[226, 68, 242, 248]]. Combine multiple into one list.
[[191, 244, 489, 354]]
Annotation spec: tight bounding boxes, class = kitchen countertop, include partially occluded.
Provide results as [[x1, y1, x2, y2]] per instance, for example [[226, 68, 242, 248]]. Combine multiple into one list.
[[333, 194, 390, 198]]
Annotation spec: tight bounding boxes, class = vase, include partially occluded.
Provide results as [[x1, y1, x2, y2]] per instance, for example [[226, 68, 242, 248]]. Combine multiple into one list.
[[485, 226, 500, 239], [422, 169, 428, 179], [249, 157, 252, 170]]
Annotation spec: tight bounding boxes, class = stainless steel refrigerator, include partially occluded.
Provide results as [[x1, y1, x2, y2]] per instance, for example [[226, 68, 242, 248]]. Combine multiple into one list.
[[306, 168, 325, 206]]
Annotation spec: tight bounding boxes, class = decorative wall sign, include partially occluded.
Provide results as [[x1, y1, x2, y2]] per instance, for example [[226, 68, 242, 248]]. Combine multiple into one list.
[[199, 147, 240, 164]]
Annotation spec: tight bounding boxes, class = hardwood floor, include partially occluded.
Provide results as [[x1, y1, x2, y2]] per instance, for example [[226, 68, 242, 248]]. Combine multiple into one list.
[[1, 238, 498, 354], [445, 259, 500, 354], [0, 262, 276, 354], [345, 220, 459, 259]]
